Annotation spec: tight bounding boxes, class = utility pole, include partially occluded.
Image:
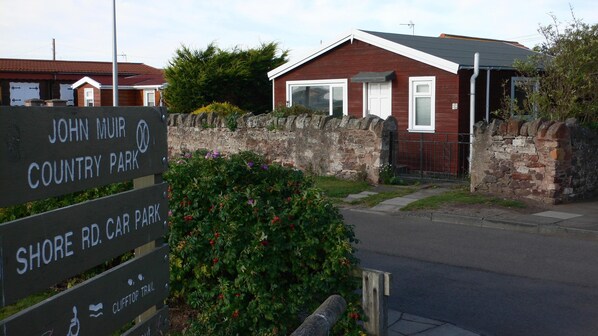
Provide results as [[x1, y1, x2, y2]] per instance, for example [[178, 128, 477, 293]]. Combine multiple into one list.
[[52, 38, 56, 60], [112, 0, 119, 106]]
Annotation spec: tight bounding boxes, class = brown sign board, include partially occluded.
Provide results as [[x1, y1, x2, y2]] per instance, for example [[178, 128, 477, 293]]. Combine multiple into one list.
[[0, 245, 169, 336], [0, 183, 168, 307], [121, 306, 169, 336], [0, 106, 168, 207]]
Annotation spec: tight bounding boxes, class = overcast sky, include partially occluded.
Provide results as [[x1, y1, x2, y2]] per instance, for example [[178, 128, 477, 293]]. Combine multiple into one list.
[[1, 0, 596, 69]]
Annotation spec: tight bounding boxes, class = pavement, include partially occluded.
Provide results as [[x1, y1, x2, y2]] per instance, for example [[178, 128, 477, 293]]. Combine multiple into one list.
[[344, 185, 598, 336]]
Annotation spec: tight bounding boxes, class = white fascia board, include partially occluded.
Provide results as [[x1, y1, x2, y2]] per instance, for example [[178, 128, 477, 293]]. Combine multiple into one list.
[[133, 84, 166, 89], [267, 30, 356, 80], [71, 76, 101, 89], [353, 30, 459, 74]]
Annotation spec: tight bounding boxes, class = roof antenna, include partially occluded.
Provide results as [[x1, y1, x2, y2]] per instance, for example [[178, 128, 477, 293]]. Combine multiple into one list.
[[400, 21, 415, 35]]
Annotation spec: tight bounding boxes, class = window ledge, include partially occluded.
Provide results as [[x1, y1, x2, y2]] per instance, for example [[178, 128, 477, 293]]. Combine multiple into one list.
[[407, 128, 435, 133]]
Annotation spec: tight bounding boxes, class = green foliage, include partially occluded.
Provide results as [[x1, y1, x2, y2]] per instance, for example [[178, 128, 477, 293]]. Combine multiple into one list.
[[513, 11, 598, 125], [379, 164, 406, 185], [165, 150, 363, 335], [164, 43, 288, 114], [192, 102, 245, 116], [401, 187, 526, 211], [271, 104, 326, 118], [193, 102, 246, 131], [313, 176, 370, 199], [0, 182, 132, 223]]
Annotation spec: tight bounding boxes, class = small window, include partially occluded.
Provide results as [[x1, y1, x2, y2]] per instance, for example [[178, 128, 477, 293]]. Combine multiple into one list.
[[408, 76, 435, 132], [511, 77, 538, 115], [144, 89, 156, 107], [287, 79, 347, 116], [84, 88, 94, 107]]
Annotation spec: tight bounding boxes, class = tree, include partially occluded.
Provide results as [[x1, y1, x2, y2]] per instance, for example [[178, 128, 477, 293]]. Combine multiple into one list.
[[514, 10, 598, 126], [164, 42, 288, 114]]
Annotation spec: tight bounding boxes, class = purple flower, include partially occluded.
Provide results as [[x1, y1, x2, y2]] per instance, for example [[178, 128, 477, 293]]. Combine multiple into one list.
[[261, 164, 269, 170], [247, 161, 254, 168], [247, 199, 256, 206], [213, 150, 220, 158]]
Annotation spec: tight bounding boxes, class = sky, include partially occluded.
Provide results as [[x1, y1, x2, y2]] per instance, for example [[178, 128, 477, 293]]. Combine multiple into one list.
[[1, 0, 596, 69]]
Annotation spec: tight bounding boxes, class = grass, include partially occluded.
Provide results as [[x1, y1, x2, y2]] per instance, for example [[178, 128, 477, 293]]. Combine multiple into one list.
[[313, 176, 370, 199], [401, 187, 526, 211], [312, 176, 526, 211]]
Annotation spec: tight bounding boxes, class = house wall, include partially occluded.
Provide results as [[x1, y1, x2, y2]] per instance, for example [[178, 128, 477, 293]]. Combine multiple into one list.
[[75, 87, 161, 107], [0, 73, 88, 106], [274, 40, 461, 133], [75, 83, 101, 106], [167, 113, 397, 182], [273, 40, 467, 174], [471, 119, 598, 204]]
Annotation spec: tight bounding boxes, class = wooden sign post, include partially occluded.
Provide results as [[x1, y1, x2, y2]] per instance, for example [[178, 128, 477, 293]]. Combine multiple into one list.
[[0, 107, 170, 335]]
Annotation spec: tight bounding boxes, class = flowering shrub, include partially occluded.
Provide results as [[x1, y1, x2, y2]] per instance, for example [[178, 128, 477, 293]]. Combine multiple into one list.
[[166, 150, 363, 335]]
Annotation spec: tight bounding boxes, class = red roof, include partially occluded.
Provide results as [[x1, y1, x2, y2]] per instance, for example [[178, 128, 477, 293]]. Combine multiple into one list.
[[84, 73, 166, 86], [0, 58, 163, 75]]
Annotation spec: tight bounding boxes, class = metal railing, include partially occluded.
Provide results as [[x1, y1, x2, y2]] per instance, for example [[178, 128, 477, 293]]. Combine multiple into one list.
[[390, 131, 471, 180]]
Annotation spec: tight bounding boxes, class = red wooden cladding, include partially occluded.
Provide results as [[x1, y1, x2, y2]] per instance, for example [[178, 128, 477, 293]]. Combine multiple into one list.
[[274, 40, 461, 133]]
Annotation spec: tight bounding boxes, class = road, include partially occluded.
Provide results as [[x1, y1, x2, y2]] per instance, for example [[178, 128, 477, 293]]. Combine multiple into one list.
[[342, 209, 598, 336]]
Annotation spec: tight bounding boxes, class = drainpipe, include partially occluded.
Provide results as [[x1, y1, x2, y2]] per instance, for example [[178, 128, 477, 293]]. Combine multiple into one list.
[[469, 52, 479, 173], [485, 69, 491, 122]]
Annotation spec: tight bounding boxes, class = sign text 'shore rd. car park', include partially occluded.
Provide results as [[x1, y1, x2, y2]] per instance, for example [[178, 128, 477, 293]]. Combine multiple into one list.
[[0, 107, 170, 335]]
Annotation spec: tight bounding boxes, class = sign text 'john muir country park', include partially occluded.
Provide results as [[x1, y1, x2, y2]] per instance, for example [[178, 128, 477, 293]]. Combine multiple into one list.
[[0, 107, 168, 207]]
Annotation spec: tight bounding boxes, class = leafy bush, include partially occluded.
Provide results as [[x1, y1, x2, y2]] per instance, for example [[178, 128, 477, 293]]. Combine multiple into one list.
[[192, 102, 245, 116], [379, 164, 405, 185], [271, 104, 327, 118], [513, 12, 598, 126], [165, 150, 363, 335], [192, 102, 246, 131], [0, 182, 132, 222]]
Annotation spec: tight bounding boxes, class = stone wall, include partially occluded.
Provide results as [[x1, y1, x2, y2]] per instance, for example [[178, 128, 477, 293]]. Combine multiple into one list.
[[167, 113, 397, 182], [471, 118, 598, 204]]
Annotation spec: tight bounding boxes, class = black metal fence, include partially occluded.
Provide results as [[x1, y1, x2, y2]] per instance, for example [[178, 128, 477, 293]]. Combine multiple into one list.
[[390, 131, 471, 180]]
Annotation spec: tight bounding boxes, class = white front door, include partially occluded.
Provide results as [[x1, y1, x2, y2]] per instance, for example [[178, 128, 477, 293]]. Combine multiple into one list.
[[367, 82, 392, 119]]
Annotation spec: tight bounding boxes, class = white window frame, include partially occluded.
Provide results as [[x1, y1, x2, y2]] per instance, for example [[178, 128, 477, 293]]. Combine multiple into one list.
[[84, 88, 94, 107], [143, 89, 156, 106], [286, 79, 348, 116], [408, 76, 436, 133]]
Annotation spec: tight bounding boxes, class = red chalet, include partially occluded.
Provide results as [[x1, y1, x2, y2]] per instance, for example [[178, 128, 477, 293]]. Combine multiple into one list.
[[267, 29, 540, 176], [0, 58, 165, 107]]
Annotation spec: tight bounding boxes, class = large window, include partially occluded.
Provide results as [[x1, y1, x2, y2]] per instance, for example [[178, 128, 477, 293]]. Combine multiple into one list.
[[287, 79, 347, 116], [408, 76, 435, 132]]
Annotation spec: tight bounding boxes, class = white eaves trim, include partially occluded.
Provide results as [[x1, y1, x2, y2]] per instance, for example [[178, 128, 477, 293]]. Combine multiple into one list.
[[267, 29, 460, 80], [71, 76, 101, 89]]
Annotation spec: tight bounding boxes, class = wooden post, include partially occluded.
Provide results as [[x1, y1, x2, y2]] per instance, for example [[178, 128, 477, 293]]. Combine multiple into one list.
[[362, 268, 392, 336], [134, 175, 159, 324]]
